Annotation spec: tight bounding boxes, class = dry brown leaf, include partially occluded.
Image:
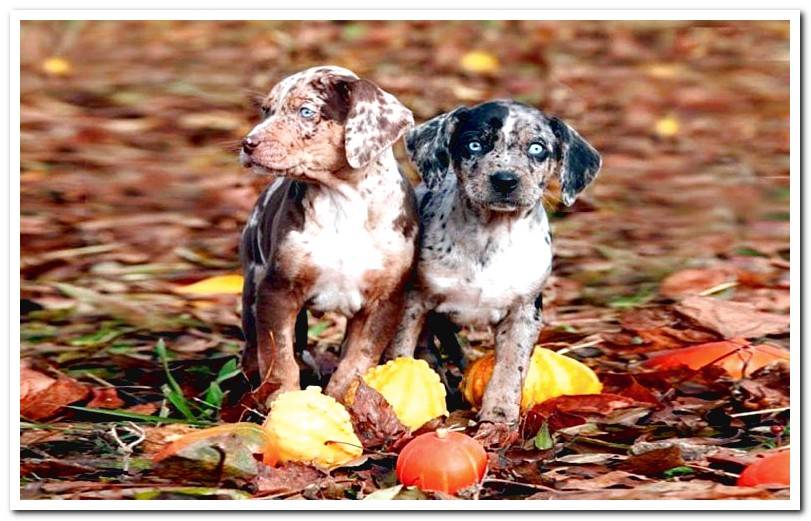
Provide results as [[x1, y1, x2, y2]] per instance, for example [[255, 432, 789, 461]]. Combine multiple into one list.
[[346, 381, 408, 450], [252, 462, 324, 496], [675, 295, 789, 338], [660, 268, 734, 299], [618, 446, 684, 476], [522, 393, 653, 437], [558, 470, 652, 491], [531, 480, 787, 500]]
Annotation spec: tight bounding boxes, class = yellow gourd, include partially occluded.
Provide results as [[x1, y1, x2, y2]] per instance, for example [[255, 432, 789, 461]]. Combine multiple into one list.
[[263, 386, 362, 469], [462, 347, 603, 411], [358, 357, 448, 430]]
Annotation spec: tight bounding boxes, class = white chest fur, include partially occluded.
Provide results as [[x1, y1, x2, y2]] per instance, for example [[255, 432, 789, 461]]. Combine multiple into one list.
[[283, 166, 410, 317], [426, 212, 552, 326]]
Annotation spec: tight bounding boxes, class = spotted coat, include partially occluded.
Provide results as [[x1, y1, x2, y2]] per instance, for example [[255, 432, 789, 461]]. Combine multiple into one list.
[[239, 66, 417, 402], [385, 100, 601, 425]]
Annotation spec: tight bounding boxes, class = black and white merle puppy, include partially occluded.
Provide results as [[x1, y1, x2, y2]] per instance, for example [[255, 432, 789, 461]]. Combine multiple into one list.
[[385, 100, 601, 426]]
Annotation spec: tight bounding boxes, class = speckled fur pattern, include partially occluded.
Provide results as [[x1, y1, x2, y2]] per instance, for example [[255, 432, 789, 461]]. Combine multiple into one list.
[[239, 66, 418, 403], [386, 100, 601, 425]]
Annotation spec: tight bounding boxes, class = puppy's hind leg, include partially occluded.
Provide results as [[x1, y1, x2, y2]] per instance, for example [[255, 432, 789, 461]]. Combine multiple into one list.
[[251, 280, 304, 398], [240, 265, 262, 385], [383, 289, 430, 360]]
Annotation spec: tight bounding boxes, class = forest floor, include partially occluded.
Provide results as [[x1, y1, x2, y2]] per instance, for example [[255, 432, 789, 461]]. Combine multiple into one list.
[[19, 20, 790, 500]]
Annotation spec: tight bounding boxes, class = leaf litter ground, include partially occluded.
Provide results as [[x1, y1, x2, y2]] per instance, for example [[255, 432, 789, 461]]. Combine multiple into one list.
[[20, 20, 790, 500]]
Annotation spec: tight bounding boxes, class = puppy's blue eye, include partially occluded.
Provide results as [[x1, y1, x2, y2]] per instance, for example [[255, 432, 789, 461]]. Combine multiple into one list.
[[467, 141, 482, 152], [299, 106, 316, 119], [528, 143, 547, 157]]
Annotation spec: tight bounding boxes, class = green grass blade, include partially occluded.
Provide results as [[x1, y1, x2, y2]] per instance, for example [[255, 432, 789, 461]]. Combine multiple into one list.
[[67, 406, 210, 425]]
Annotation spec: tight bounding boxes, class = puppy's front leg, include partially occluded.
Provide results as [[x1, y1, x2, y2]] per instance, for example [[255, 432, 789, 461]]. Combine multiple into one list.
[[383, 289, 430, 360], [253, 280, 303, 394], [479, 297, 543, 424], [326, 296, 406, 400]]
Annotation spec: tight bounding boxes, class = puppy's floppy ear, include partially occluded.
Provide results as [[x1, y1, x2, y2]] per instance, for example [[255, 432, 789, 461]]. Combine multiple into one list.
[[405, 107, 465, 190], [550, 117, 602, 206], [342, 79, 414, 169]]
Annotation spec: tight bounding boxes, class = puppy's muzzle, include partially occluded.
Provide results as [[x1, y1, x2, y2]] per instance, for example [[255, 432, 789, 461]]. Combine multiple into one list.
[[490, 171, 519, 195]]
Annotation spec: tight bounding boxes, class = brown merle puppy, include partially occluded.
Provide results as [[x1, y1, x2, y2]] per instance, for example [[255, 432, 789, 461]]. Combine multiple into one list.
[[385, 100, 601, 426], [239, 66, 417, 401]]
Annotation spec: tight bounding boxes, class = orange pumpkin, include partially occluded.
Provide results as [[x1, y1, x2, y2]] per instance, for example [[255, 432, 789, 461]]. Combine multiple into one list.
[[737, 450, 790, 487], [644, 339, 789, 379], [396, 429, 487, 495]]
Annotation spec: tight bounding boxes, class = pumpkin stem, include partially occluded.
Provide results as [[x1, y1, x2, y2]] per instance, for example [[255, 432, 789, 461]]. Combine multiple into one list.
[[436, 428, 449, 439]]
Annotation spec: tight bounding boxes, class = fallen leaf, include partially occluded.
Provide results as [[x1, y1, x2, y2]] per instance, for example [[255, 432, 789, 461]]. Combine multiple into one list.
[[141, 424, 200, 457], [522, 393, 652, 437], [175, 274, 244, 295], [125, 402, 159, 415], [613, 376, 661, 406], [86, 387, 125, 409], [363, 484, 403, 500], [531, 480, 787, 500], [618, 446, 684, 477], [675, 295, 789, 338], [660, 268, 734, 299], [619, 307, 679, 330], [630, 439, 725, 462], [347, 381, 408, 450], [474, 421, 521, 449], [559, 470, 652, 491], [20, 459, 95, 478], [736, 376, 790, 410], [644, 339, 789, 379], [252, 462, 324, 496], [20, 363, 90, 420], [460, 50, 500, 74], [654, 115, 680, 137], [41, 57, 72, 76], [153, 423, 272, 480]]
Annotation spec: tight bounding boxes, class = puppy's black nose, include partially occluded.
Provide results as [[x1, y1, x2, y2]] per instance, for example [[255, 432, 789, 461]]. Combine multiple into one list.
[[242, 137, 259, 155], [490, 171, 519, 194]]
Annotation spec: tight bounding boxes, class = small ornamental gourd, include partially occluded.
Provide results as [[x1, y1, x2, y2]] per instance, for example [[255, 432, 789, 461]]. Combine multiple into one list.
[[263, 386, 362, 469], [462, 346, 603, 411], [737, 450, 790, 487], [357, 357, 448, 430], [396, 428, 487, 495]]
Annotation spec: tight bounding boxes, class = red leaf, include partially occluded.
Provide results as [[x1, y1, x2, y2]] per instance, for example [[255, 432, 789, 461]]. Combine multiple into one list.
[[86, 387, 125, 409], [614, 376, 661, 406], [644, 339, 789, 379], [20, 363, 90, 421]]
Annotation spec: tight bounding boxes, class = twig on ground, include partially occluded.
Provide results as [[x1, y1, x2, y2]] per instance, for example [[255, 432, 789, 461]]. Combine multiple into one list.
[[729, 406, 790, 418], [109, 421, 146, 474]]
